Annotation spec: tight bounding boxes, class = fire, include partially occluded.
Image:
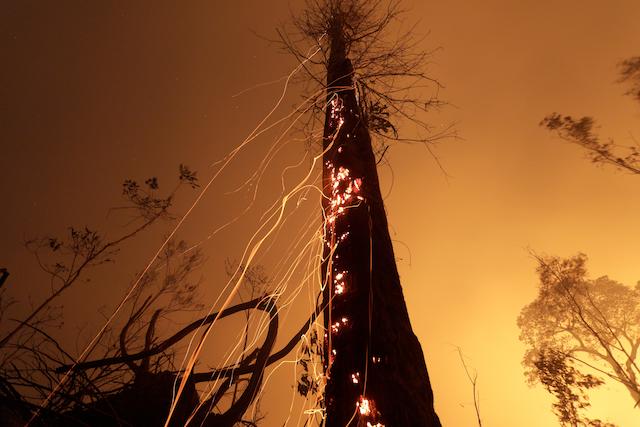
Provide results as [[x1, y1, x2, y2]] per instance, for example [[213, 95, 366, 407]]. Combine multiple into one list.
[[325, 93, 385, 427], [351, 372, 360, 384], [357, 397, 385, 426], [358, 398, 371, 415]]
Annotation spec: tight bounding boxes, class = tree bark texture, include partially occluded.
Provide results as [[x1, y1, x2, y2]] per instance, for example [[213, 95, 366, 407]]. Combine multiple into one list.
[[321, 23, 441, 427]]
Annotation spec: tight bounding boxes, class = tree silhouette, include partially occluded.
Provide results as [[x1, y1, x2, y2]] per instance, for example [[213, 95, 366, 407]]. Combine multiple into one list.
[[280, 1, 444, 425], [541, 56, 640, 175], [2, 2, 451, 424], [0, 168, 320, 426], [518, 253, 639, 426], [278, 0, 454, 162], [533, 348, 612, 427]]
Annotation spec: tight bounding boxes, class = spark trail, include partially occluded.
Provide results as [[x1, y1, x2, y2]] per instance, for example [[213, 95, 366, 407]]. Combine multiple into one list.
[[30, 40, 326, 427]]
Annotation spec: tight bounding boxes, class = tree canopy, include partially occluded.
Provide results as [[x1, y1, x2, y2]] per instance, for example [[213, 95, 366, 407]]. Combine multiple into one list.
[[518, 254, 640, 426]]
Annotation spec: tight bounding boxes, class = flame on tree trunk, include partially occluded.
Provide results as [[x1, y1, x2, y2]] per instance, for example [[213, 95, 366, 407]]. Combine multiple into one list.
[[320, 18, 441, 427]]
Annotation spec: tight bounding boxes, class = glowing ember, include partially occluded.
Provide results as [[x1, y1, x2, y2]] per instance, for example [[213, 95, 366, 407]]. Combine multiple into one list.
[[358, 398, 371, 415], [325, 93, 385, 427], [351, 372, 360, 384], [326, 165, 363, 225], [331, 322, 341, 333], [328, 96, 345, 129]]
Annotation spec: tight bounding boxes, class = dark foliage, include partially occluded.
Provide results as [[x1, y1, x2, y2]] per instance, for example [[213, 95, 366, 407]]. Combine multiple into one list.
[[541, 55, 640, 175], [277, 0, 454, 162], [533, 348, 611, 427], [0, 166, 318, 426]]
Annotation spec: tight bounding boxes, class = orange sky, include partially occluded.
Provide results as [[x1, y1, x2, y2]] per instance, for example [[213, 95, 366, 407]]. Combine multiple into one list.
[[1, 1, 639, 425]]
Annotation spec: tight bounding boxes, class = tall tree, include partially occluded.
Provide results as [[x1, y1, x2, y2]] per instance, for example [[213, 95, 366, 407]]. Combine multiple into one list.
[[282, 1, 443, 425]]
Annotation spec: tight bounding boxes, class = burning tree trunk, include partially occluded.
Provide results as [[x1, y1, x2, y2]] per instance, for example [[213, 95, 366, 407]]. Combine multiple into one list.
[[320, 14, 441, 427]]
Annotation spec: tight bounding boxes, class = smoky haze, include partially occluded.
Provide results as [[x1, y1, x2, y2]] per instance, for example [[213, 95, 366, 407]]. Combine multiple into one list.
[[1, 0, 639, 426]]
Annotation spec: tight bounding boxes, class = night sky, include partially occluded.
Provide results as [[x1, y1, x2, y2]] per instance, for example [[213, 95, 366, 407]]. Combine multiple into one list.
[[2, 1, 639, 425]]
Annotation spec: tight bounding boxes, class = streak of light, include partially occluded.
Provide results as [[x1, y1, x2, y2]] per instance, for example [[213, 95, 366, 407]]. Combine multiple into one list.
[[33, 36, 326, 427], [165, 121, 343, 427]]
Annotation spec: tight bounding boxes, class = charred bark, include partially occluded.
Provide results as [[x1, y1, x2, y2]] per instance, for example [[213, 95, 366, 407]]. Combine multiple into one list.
[[321, 18, 440, 427]]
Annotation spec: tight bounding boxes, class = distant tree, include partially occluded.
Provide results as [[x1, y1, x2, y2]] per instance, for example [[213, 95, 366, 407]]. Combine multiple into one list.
[[518, 253, 640, 426], [541, 56, 640, 174]]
